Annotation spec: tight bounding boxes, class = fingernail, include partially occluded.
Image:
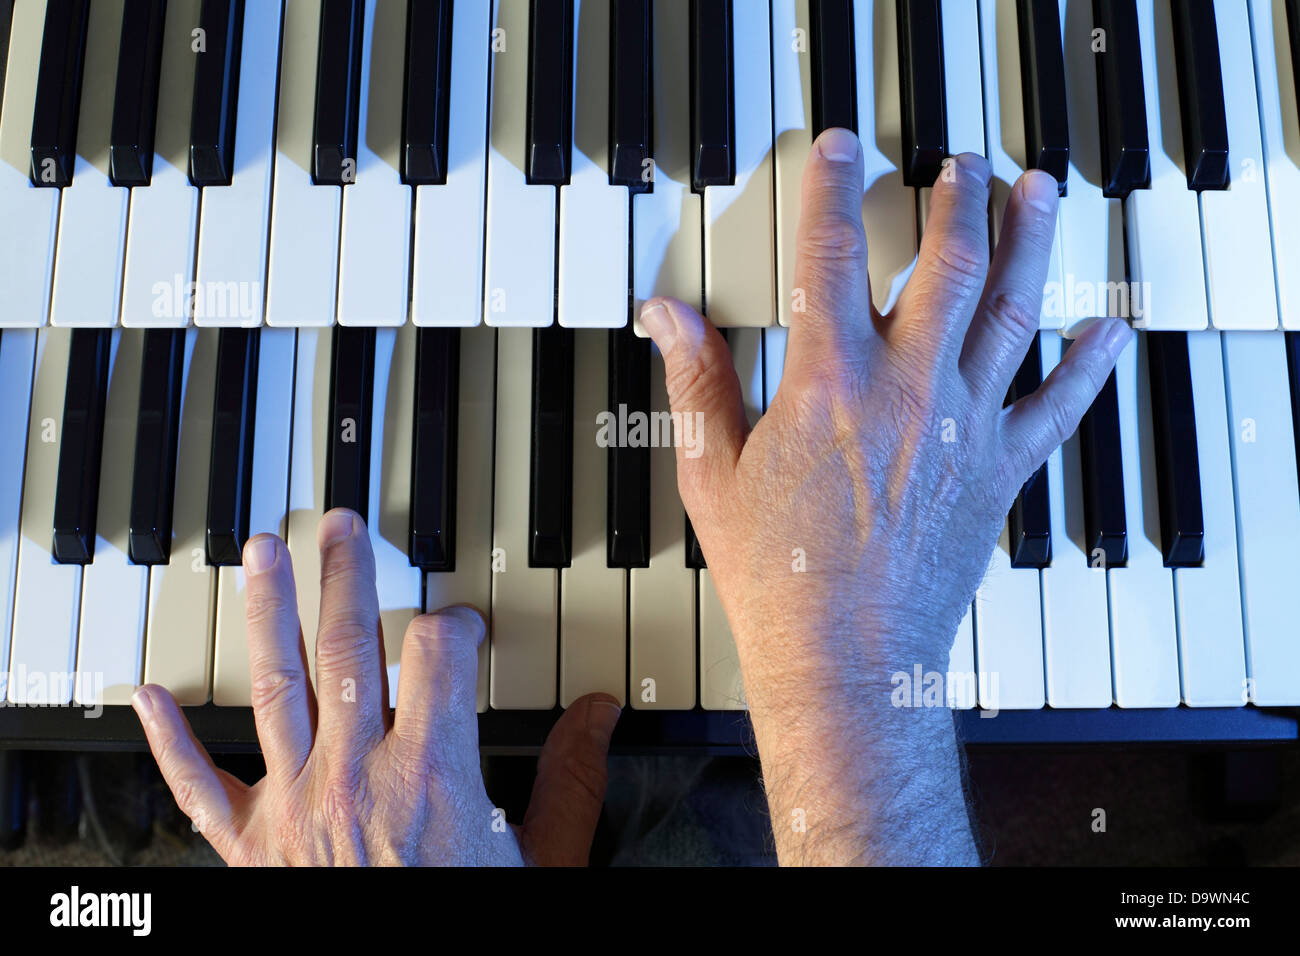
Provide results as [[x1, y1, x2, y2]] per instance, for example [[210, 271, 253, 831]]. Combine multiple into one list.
[[244, 536, 278, 575], [131, 686, 154, 722], [816, 127, 860, 163], [319, 509, 356, 547], [638, 301, 677, 354], [1021, 169, 1060, 214], [587, 698, 622, 748], [1101, 317, 1134, 357]]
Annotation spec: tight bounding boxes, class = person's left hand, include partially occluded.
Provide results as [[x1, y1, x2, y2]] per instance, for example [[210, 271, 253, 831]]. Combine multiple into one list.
[[132, 508, 621, 866]]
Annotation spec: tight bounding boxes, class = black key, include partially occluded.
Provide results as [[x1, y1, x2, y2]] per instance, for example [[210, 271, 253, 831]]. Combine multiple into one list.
[[1287, 0, 1300, 109], [410, 328, 459, 572], [325, 326, 376, 522], [526, 0, 575, 185], [1169, 0, 1228, 191], [313, 0, 364, 186], [529, 326, 574, 568], [684, 513, 705, 569], [0, 1, 16, 111], [1146, 332, 1204, 567], [1016, 0, 1069, 191], [205, 328, 258, 566], [129, 330, 187, 565], [1091, 0, 1149, 197], [897, 0, 947, 187], [607, 327, 650, 568], [1005, 339, 1051, 568], [29, 0, 89, 188], [1078, 367, 1127, 567], [810, 0, 857, 137], [188, 0, 244, 187], [689, 0, 735, 189], [52, 329, 112, 565], [609, 0, 653, 189], [400, 0, 452, 185], [1286, 332, 1300, 489], [109, 0, 168, 187]]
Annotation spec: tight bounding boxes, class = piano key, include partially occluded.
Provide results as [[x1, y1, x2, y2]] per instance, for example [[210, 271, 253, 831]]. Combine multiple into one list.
[[400, 0, 451, 185], [128, 329, 187, 565], [1175, 329, 1245, 706], [423, 326, 495, 713], [973, 526, 1045, 710], [0, 0, 12, 97], [703, 0, 774, 328], [75, 329, 148, 706], [1199, 0, 1278, 331], [492, 328, 559, 709], [558, 0, 628, 329], [28, 0, 88, 188], [607, 326, 651, 568], [48, 0, 129, 329], [1168, 0, 1228, 191], [896, 0, 946, 187], [1005, 337, 1051, 568], [142, 329, 218, 705], [1145, 332, 1204, 567], [948, 604, 977, 708], [1039, 333, 1112, 708], [410, 327, 457, 571], [1221, 331, 1300, 705], [1091, 0, 1149, 197], [9, 330, 81, 704], [684, 514, 705, 569], [629, 346, 696, 710], [0, 0, 59, 328], [484, 0, 556, 328], [120, 0, 201, 329], [0, 330, 36, 699], [1015, 0, 1068, 188], [1078, 367, 1127, 567], [325, 326, 375, 521], [312, 0, 364, 186], [1287, 0, 1300, 100], [690, 0, 734, 189], [810, 0, 856, 137], [609, 0, 652, 189], [560, 327, 627, 706], [529, 326, 574, 568], [192, 0, 281, 328], [52, 329, 112, 565], [763, 324, 787, 411], [526, 0, 574, 185], [187, 0, 243, 187], [1290, 332, 1300, 474], [411, 0, 490, 327], [108, 0, 166, 187], [772, 0, 812, 329], [205, 328, 258, 566], [265, 0, 340, 328], [1253, 0, 1300, 331], [335, 0, 411, 327], [212, 327, 293, 705], [1123, 0, 1207, 331]]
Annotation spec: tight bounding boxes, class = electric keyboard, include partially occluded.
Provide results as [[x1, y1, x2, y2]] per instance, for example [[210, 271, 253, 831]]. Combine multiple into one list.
[[1, 0, 1299, 754]]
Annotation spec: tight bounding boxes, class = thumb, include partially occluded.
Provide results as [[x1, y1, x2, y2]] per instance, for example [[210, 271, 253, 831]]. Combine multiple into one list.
[[519, 693, 621, 866]]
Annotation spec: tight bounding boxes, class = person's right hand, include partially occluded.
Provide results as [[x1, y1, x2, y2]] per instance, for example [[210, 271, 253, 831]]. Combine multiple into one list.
[[638, 128, 1132, 864]]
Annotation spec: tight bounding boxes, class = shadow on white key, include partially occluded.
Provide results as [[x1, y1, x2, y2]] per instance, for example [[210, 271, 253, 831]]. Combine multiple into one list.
[[0, 331, 37, 698], [772, 0, 811, 330]]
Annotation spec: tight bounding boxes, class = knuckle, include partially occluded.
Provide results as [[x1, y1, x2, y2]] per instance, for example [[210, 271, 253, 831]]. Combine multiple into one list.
[[931, 235, 989, 287], [249, 666, 306, 714], [406, 613, 479, 655], [244, 588, 292, 630], [314, 616, 373, 671], [798, 214, 868, 265]]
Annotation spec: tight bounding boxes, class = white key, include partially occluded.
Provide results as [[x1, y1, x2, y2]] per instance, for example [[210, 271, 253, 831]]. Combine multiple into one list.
[[974, 526, 1044, 710], [412, 0, 491, 328], [1252, 0, 1300, 330], [1124, 0, 1207, 332], [1039, 333, 1112, 707], [1198, 0, 1278, 331], [49, 0, 128, 329], [0, 330, 36, 697], [423, 327, 495, 713], [193, 0, 283, 327], [490, 328, 557, 708], [702, 1, 775, 328], [0, 0, 58, 329], [337, 0, 411, 327], [560, 331, 626, 705], [142, 330, 218, 703], [121, 0, 202, 329], [557, 0, 628, 328], [948, 606, 977, 709], [483, 0, 556, 328], [1174, 330, 1246, 706], [629, 349, 695, 710], [212, 328, 296, 706], [699, 328, 762, 710], [1222, 332, 1300, 705], [772, 0, 811, 329], [8, 330, 80, 704], [75, 331, 148, 705], [763, 325, 787, 410], [1107, 336, 1180, 706], [265, 0, 341, 328], [631, 0, 701, 325]]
